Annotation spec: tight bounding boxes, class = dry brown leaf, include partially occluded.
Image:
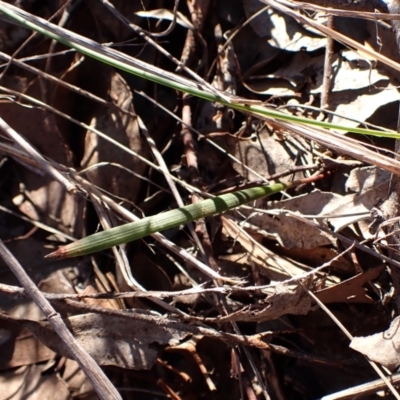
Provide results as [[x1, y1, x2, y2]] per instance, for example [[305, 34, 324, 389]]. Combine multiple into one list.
[[167, 335, 217, 391], [242, 167, 389, 250], [216, 281, 312, 323], [0, 267, 83, 370], [81, 69, 148, 204], [0, 320, 56, 370], [0, 240, 78, 321], [345, 166, 390, 193], [350, 315, 400, 370], [0, 75, 84, 237], [0, 312, 187, 370], [76, 284, 121, 310], [62, 359, 94, 398], [0, 364, 70, 400], [315, 265, 384, 304], [221, 216, 307, 280], [244, 208, 334, 249], [277, 246, 353, 273], [223, 125, 302, 181]]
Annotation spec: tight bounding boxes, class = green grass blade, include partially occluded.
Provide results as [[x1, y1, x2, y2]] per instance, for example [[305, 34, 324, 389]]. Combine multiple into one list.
[[0, 2, 398, 138], [46, 183, 288, 258]]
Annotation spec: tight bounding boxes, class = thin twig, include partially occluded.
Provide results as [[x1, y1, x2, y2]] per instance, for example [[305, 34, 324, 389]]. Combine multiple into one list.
[[319, 371, 400, 400], [0, 117, 76, 193], [98, 0, 224, 100], [320, 15, 334, 111], [0, 239, 122, 400], [138, 115, 208, 263]]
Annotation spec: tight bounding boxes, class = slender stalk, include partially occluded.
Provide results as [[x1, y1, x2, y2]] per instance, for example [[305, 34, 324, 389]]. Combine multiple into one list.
[[0, 240, 122, 400]]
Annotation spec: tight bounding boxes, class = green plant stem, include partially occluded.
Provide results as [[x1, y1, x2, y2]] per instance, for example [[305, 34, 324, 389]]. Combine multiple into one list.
[[46, 182, 290, 258]]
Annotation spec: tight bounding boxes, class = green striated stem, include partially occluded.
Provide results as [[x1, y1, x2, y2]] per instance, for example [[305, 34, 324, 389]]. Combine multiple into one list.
[[47, 183, 288, 258]]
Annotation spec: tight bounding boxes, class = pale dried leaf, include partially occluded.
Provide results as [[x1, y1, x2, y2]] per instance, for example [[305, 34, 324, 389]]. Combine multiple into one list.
[[350, 316, 400, 370], [243, 191, 337, 249], [243, 0, 326, 50], [345, 166, 390, 193], [311, 50, 392, 93], [217, 281, 311, 322], [244, 209, 333, 249], [0, 240, 78, 322], [245, 168, 389, 249], [244, 50, 396, 102], [0, 365, 70, 400], [0, 268, 81, 370], [328, 81, 399, 128], [1, 313, 187, 370], [277, 246, 353, 274], [62, 359, 93, 397], [77, 284, 120, 310]]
